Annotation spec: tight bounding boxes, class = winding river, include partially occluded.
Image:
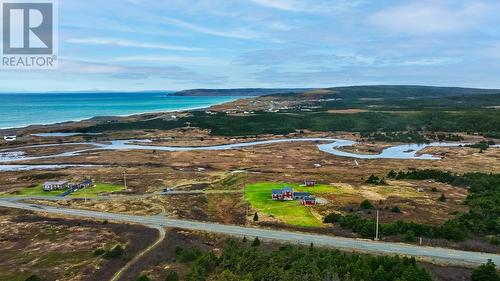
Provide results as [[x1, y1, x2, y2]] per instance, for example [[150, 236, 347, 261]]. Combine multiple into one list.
[[0, 137, 493, 171]]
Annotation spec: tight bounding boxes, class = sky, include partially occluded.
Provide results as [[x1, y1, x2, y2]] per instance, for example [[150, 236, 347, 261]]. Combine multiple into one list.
[[1, 0, 500, 92]]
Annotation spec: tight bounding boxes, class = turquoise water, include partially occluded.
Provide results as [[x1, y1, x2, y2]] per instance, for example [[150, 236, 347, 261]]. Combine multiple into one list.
[[0, 92, 241, 129]]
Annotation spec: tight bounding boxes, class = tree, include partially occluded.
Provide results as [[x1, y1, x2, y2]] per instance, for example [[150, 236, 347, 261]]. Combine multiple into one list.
[[366, 175, 381, 184], [136, 276, 151, 281], [165, 271, 179, 281], [360, 199, 374, 210], [323, 212, 342, 223], [242, 236, 247, 243], [404, 230, 416, 243], [218, 270, 239, 281], [439, 194, 446, 202], [251, 237, 260, 247], [387, 170, 397, 178], [104, 244, 124, 259], [391, 206, 401, 213], [25, 275, 42, 281], [471, 260, 500, 281], [253, 212, 259, 222]]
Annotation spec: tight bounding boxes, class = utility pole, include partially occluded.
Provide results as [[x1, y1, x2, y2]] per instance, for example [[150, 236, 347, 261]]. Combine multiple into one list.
[[374, 209, 380, 241], [123, 171, 127, 189]]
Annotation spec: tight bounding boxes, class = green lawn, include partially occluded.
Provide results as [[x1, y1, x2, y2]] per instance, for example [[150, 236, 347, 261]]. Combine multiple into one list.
[[0, 184, 64, 197], [69, 183, 124, 198], [0, 183, 124, 198], [245, 182, 332, 227]]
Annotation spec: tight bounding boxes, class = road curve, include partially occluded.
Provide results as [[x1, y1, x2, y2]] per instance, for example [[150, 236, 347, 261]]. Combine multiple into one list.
[[1, 200, 498, 268]]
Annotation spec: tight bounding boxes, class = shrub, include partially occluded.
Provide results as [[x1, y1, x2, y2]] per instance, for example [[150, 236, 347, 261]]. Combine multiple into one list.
[[439, 194, 446, 202], [323, 213, 342, 223], [404, 231, 416, 242], [175, 247, 202, 262], [93, 248, 106, 256], [360, 200, 374, 210], [391, 206, 401, 213], [104, 244, 124, 259], [136, 275, 151, 281], [251, 237, 260, 247], [253, 212, 259, 222], [165, 271, 179, 281], [471, 260, 500, 281], [25, 275, 42, 281]]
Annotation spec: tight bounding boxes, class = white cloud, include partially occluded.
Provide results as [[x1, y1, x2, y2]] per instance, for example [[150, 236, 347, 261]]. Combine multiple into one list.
[[160, 16, 263, 39], [110, 55, 231, 66], [66, 38, 203, 51], [58, 59, 227, 82], [250, 0, 302, 11], [369, 1, 493, 34], [249, 0, 361, 13]]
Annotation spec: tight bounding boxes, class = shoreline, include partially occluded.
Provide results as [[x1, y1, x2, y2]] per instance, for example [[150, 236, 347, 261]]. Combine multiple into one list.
[[0, 97, 245, 131]]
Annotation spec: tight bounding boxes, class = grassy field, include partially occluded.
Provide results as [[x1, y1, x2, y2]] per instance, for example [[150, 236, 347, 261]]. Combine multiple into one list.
[[0, 184, 64, 197], [0, 183, 124, 198], [245, 182, 333, 227], [69, 183, 124, 198]]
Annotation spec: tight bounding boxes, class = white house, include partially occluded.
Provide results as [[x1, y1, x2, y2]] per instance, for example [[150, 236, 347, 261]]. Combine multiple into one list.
[[3, 135, 16, 142], [43, 181, 69, 191]]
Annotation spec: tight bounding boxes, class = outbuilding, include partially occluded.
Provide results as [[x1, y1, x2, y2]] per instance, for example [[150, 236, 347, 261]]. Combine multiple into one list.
[[301, 196, 316, 206]]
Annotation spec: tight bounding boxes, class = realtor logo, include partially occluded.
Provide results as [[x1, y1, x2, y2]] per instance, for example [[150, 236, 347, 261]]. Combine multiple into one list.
[[1, 0, 58, 69]]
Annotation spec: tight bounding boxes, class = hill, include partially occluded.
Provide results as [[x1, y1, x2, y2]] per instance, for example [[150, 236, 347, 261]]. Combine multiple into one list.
[[173, 88, 312, 97], [269, 85, 500, 100]]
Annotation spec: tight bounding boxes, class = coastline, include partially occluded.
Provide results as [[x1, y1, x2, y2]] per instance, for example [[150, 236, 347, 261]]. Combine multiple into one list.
[[0, 96, 246, 132]]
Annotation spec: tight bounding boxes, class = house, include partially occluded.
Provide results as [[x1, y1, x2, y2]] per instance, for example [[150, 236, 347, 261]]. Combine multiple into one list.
[[271, 187, 294, 200], [271, 189, 283, 200], [75, 179, 93, 189], [293, 192, 310, 200], [301, 196, 316, 206], [43, 181, 69, 191], [304, 180, 316, 187], [3, 135, 16, 142]]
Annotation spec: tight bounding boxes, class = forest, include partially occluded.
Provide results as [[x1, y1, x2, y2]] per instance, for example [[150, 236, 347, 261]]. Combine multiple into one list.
[[175, 240, 432, 281]]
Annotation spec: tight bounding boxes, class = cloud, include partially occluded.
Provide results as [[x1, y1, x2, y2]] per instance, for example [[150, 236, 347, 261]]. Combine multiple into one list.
[[250, 0, 303, 11], [369, 1, 493, 34], [160, 16, 263, 39], [110, 55, 231, 66], [59, 59, 227, 83], [249, 0, 362, 13], [66, 38, 203, 51]]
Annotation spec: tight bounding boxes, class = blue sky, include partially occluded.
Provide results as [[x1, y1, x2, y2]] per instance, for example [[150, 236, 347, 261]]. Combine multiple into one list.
[[2, 0, 500, 92]]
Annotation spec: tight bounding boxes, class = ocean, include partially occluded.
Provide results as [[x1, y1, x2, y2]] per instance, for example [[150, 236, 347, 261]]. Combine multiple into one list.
[[0, 92, 241, 129]]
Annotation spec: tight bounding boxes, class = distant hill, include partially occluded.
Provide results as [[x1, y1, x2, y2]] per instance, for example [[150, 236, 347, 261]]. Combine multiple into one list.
[[268, 85, 500, 100], [173, 88, 313, 97]]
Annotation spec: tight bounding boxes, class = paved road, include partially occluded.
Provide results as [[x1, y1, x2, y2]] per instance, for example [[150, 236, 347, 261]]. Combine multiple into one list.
[[0, 189, 243, 202], [1, 200, 499, 267]]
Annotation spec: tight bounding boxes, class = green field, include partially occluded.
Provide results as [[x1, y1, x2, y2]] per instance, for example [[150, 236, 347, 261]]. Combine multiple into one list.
[[0, 183, 124, 198], [69, 183, 124, 198], [245, 182, 332, 227], [0, 184, 64, 197]]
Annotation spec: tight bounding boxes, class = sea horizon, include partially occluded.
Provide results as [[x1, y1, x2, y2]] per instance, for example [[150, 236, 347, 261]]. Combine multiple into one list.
[[0, 92, 241, 130]]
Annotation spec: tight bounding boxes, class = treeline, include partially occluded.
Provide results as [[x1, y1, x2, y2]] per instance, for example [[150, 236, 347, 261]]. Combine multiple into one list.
[[325, 213, 467, 241], [360, 131, 428, 143], [359, 132, 465, 143], [74, 108, 500, 138], [176, 240, 432, 281]]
